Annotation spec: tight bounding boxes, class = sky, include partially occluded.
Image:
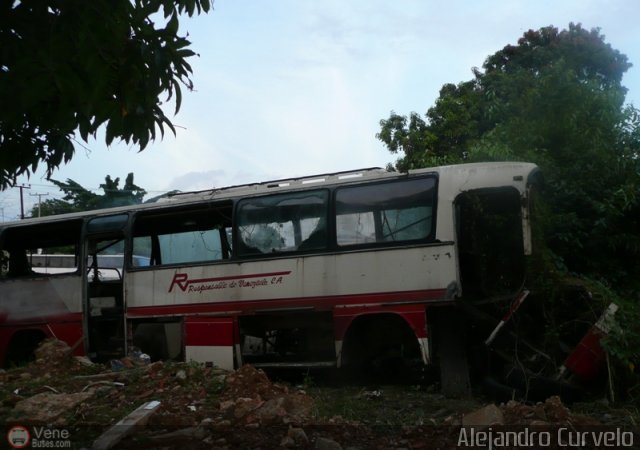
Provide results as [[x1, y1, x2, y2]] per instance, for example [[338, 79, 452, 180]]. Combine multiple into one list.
[[2, 0, 640, 221]]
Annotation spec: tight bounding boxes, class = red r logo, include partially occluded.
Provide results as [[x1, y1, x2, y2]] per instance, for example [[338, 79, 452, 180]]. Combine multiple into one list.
[[169, 273, 189, 292]]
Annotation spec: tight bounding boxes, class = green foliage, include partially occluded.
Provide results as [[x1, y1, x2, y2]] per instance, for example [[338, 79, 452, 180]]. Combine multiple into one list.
[[0, 0, 211, 189], [32, 173, 147, 216], [378, 23, 640, 396], [378, 23, 640, 290]]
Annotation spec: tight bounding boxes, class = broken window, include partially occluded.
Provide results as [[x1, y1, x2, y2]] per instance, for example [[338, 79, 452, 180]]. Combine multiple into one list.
[[132, 203, 232, 266], [0, 220, 83, 279], [236, 190, 329, 255], [456, 188, 525, 298], [335, 177, 437, 246]]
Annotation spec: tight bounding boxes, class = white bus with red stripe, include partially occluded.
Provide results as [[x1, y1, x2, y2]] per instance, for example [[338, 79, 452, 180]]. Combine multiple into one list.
[[0, 162, 539, 382]]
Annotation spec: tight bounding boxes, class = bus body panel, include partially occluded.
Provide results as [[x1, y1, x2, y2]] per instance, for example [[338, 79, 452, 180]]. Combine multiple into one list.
[[0, 275, 82, 321], [125, 244, 457, 316], [0, 275, 83, 364]]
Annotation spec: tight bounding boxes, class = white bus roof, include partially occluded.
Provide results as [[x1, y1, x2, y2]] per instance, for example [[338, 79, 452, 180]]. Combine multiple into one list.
[[0, 162, 539, 227]]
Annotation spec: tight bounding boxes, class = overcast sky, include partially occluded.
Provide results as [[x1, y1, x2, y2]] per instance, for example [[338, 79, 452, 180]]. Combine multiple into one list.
[[2, 0, 639, 221]]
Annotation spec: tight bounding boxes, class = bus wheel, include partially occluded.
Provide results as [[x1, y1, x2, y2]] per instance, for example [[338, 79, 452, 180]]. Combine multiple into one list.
[[430, 307, 471, 398], [341, 313, 423, 383], [4, 330, 47, 368]]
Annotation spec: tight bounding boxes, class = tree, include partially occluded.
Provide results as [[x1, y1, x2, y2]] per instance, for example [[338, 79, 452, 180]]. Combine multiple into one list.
[[0, 0, 211, 189], [32, 173, 147, 216], [378, 24, 640, 388], [378, 23, 640, 289]]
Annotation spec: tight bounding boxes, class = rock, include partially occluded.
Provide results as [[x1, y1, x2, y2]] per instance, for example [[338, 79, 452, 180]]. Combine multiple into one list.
[[280, 436, 296, 448], [11, 391, 95, 422], [219, 399, 235, 411], [529, 420, 550, 426], [213, 420, 231, 429], [175, 369, 187, 380], [253, 397, 286, 424], [232, 397, 264, 420], [74, 356, 94, 366], [462, 404, 504, 429], [315, 437, 343, 450], [543, 396, 570, 422], [287, 426, 309, 444], [533, 402, 547, 421]]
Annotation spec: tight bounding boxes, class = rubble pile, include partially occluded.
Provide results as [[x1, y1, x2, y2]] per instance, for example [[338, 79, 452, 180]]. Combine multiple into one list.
[[217, 364, 314, 425], [501, 396, 601, 427], [451, 396, 601, 428], [0, 339, 636, 449]]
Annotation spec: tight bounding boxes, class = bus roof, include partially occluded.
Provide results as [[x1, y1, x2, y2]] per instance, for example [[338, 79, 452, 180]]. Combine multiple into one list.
[[0, 162, 539, 228]]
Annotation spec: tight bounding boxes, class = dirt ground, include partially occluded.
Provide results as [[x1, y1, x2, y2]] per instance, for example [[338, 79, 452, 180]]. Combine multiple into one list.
[[1, 339, 638, 449]]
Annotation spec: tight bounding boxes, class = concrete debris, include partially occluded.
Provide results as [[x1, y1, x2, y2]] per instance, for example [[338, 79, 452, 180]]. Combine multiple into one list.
[[315, 436, 343, 450], [217, 366, 314, 426], [287, 426, 310, 444], [92, 400, 161, 450], [11, 391, 95, 423], [0, 338, 621, 449], [462, 403, 504, 429]]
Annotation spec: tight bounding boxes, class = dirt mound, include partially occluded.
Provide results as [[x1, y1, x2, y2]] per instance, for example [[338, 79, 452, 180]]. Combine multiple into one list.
[[218, 365, 314, 426], [220, 364, 289, 401], [502, 396, 601, 426]]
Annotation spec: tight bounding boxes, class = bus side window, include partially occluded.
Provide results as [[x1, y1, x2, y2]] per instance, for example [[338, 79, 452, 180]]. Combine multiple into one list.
[[1, 219, 82, 279], [236, 190, 329, 256], [335, 177, 436, 247], [132, 203, 233, 267]]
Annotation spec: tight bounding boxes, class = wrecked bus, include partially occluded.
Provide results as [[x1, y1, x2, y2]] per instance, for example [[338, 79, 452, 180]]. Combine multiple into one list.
[[0, 163, 549, 391]]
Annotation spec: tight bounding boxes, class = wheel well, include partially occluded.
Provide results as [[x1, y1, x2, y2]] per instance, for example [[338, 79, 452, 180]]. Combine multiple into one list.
[[341, 313, 421, 370], [4, 329, 47, 368]]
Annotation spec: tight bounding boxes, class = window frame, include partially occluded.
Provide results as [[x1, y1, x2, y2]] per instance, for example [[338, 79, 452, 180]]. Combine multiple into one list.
[[0, 219, 84, 279], [129, 201, 233, 271], [333, 174, 439, 250], [233, 188, 331, 258]]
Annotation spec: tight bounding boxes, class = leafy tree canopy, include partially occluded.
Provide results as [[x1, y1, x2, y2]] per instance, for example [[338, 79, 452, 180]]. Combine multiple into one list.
[[0, 0, 212, 189], [378, 23, 640, 290], [378, 24, 640, 383], [32, 173, 147, 216]]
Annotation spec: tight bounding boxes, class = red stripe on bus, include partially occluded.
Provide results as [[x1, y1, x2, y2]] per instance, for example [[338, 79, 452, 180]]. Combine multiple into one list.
[[127, 288, 449, 318]]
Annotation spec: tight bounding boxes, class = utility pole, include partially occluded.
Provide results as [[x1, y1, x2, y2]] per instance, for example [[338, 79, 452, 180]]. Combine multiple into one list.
[[30, 192, 50, 217], [18, 184, 31, 219]]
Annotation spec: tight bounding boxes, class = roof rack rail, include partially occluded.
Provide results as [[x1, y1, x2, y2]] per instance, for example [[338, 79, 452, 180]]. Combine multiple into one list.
[[167, 167, 386, 198]]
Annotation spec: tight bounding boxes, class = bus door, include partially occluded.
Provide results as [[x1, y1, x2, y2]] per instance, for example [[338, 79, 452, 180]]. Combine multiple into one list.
[[83, 214, 129, 362]]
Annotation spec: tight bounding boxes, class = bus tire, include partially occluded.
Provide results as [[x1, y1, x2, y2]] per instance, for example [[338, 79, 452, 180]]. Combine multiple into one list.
[[341, 313, 422, 382], [431, 307, 471, 398]]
